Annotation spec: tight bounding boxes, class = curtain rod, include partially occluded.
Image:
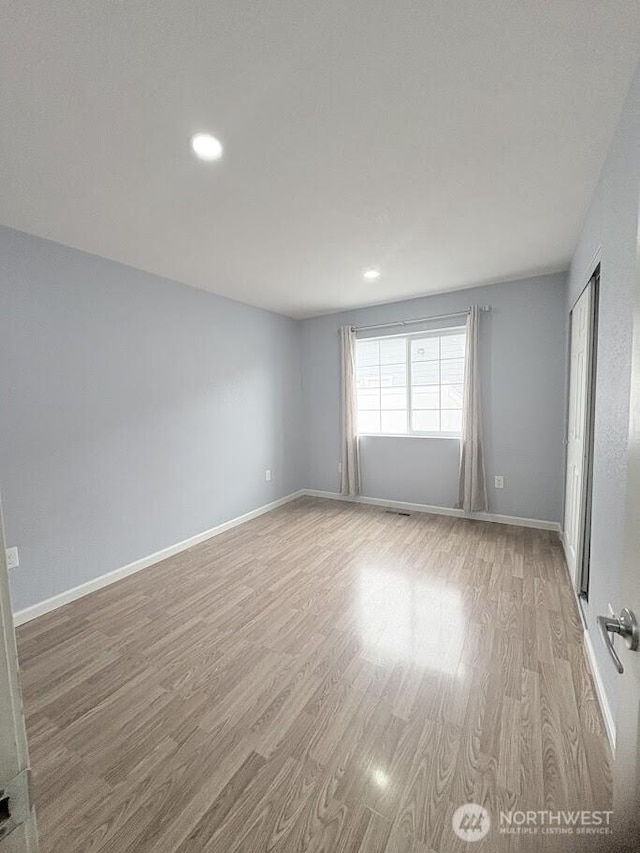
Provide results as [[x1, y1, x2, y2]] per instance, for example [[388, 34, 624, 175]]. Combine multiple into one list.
[[351, 305, 491, 333]]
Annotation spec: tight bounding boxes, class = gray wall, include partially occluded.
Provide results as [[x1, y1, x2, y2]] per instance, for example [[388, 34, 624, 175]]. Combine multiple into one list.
[[0, 226, 302, 613], [301, 273, 567, 522], [567, 60, 640, 723]]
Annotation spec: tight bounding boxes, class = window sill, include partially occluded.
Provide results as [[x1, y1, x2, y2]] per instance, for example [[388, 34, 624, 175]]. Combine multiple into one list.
[[358, 433, 461, 441]]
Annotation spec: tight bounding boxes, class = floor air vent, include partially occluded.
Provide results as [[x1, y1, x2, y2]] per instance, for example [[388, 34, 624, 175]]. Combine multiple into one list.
[[385, 510, 411, 517]]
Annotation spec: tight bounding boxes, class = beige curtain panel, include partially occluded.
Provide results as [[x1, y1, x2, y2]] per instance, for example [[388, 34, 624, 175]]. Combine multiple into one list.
[[340, 325, 361, 497], [457, 306, 488, 512]]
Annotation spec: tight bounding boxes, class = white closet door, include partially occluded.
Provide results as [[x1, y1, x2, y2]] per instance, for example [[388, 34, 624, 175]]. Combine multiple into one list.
[[564, 282, 593, 587]]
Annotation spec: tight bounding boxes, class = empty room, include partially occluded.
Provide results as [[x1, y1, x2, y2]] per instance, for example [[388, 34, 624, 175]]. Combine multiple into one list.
[[2, 2, 640, 852]]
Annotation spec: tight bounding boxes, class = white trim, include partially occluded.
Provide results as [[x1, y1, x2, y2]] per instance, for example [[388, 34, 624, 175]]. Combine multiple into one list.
[[570, 245, 601, 312], [359, 433, 460, 441], [561, 530, 573, 580], [589, 244, 602, 275], [13, 491, 305, 626], [583, 626, 616, 752], [12, 487, 562, 627], [560, 528, 587, 628], [356, 323, 467, 340], [15, 486, 613, 757], [302, 490, 561, 531], [559, 526, 615, 752]]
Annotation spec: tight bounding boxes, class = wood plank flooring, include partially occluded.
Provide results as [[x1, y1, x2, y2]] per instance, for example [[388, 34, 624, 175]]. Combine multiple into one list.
[[16, 497, 612, 852]]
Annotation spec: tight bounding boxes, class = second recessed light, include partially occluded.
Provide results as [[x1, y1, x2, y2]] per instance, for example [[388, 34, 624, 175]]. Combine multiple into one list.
[[363, 268, 381, 281], [190, 133, 224, 161]]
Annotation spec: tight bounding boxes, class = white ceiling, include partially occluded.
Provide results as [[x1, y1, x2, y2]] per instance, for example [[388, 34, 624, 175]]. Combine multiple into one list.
[[2, 2, 639, 318]]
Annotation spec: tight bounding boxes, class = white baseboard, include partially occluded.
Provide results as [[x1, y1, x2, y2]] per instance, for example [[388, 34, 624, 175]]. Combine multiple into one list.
[[12, 488, 560, 626], [13, 490, 305, 626], [302, 489, 561, 532], [15, 488, 612, 754], [583, 626, 616, 752]]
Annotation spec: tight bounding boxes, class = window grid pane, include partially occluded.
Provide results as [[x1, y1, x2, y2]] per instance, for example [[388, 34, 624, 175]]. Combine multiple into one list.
[[357, 329, 465, 436]]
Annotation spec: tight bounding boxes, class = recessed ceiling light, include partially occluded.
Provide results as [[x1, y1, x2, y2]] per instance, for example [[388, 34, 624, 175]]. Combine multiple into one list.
[[363, 268, 381, 280], [190, 133, 224, 161]]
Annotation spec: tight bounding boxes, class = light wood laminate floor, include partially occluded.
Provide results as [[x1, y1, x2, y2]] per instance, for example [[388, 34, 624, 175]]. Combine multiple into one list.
[[16, 498, 611, 852]]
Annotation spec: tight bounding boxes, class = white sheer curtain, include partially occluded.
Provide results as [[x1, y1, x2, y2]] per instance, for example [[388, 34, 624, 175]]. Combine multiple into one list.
[[340, 325, 361, 496], [456, 306, 487, 512]]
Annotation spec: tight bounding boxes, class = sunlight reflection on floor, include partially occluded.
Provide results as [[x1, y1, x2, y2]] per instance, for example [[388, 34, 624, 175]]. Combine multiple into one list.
[[358, 566, 465, 674]]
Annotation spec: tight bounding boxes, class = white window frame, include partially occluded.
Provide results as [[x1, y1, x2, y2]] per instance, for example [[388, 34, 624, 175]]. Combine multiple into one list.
[[357, 325, 466, 439]]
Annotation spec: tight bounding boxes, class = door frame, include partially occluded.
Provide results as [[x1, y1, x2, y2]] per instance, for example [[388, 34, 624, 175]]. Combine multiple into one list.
[[564, 264, 600, 601], [0, 492, 38, 852], [578, 265, 600, 598], [610, 179, 640, 848]]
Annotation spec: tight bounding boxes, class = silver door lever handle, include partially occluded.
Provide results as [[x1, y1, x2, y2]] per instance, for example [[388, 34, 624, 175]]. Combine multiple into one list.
[[597, 608, 639, 674]]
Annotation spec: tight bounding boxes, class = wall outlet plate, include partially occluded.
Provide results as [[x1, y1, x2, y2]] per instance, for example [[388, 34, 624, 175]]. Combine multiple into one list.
[[265, 469, 272, 482], [494, 475, 504, 489], [6, 547, 19, 570]]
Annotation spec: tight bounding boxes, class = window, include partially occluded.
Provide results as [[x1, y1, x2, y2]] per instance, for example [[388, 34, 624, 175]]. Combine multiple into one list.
[[356, 328, 466, 437]]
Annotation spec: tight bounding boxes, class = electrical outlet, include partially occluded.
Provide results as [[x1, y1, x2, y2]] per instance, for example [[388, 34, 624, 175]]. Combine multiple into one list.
[[494, 475, 504, 489], [265, 469, 272, 482], [6, 547, 19, 570], [338, 461, 343, 474]]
